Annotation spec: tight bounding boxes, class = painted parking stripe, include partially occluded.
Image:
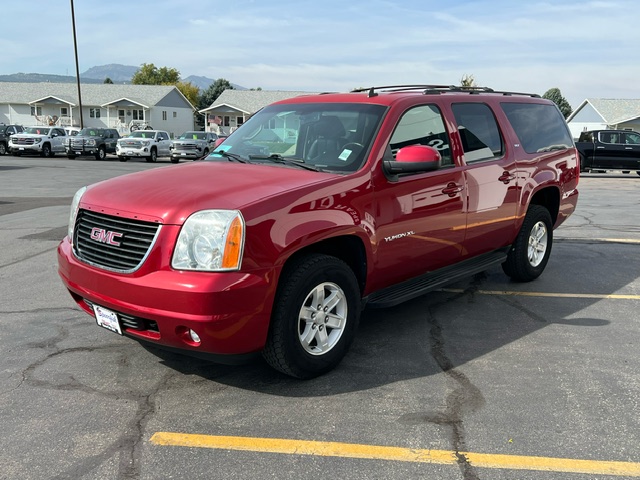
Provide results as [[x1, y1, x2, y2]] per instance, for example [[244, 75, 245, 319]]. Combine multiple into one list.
[[557, 237, 640, 244], [150, 433, 640, 477], [440, 288, 640, 300]]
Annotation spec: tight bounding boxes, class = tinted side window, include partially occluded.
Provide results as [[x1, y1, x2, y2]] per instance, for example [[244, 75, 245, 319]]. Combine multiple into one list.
[[451, 103, 504, 163], [501, 102, 573, 153], [625, 132, 640, 145], [389, 104, 452, 166]]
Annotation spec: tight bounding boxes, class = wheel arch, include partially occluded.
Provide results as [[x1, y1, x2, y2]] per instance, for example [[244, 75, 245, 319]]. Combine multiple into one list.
[[528, 186, 560, 226], [279, 235, 368, 296]]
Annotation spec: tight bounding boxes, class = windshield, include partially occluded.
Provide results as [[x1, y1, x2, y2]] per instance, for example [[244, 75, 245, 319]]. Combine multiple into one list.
[[25, 127, 51, 135], [205, 103, 386, 173], [129, 131, 156, 139], [79, 128, 103, 137], [179, 131, 206, 140]]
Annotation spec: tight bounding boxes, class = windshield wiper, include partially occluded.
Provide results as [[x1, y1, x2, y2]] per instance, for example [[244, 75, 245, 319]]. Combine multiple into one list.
[[248, 154, 320, 171], [212, 150, 248, 163]]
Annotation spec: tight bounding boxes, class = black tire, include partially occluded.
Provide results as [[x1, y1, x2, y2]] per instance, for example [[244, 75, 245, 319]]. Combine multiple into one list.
[[118, 156, 128, 162], [263, 254, 361, 379], [171, 157, 179, 164], [41, 143, 52, 158], [0, 142, 6, 155], [67, 154, 76, 159], [146, 148, 157, 163], [502, 205, 553, 282], [12, 151, 21, 157], [579, 154, 587, 173], [95, 146, 106, 160], [636, 171, 640, 177]]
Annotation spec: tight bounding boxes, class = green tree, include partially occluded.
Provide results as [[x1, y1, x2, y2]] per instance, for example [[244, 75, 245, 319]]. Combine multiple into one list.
[[176, 81, 200, 107], [542, 88, 573, 118], [198, 78, 233, 110], [131, 63, 180, 85], [103, 77, 113, 84]]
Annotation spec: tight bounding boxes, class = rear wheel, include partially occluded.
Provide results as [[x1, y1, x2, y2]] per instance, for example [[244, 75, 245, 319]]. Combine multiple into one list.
[[502, 205, 553, 282], [263, 254, 361, 379], [0, 142, 6, 155]]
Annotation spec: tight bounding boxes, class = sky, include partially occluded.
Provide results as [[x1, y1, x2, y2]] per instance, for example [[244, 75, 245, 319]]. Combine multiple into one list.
[[0, 0, 637, 108]]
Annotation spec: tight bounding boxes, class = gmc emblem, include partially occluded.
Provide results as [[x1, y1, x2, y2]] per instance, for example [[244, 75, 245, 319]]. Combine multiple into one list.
[[90, 227, 123, 246]]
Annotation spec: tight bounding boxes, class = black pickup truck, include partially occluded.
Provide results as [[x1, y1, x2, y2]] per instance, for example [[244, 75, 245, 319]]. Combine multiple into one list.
[[576, 129, 640, 175]]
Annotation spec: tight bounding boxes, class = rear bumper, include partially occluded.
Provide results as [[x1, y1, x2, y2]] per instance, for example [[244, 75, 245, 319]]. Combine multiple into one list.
[[57, 237, 276, 358]]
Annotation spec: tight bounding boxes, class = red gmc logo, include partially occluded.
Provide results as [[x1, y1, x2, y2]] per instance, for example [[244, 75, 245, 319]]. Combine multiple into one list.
[[90, 227, 123, 246]]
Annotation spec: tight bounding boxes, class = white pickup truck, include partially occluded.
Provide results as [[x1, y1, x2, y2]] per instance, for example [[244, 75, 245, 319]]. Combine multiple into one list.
[[116, 130, 171, 162], [9, 126, 67, 157]]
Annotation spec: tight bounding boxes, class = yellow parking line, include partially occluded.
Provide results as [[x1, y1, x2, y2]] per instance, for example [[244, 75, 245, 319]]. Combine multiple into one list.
[[150, 433, 640, 477], [440, 288, 640, 300]]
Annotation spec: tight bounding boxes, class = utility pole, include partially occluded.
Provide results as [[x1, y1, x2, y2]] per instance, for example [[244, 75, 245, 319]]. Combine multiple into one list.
[[70, 0, 84, 128]]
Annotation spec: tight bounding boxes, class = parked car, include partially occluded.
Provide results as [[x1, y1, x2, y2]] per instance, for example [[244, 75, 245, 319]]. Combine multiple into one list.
[[575, 129, 640, 175], [58, 85, 579, 378], [115, 130, 171, 162], [9, 126, 66, 157], [65, 128, 120, 160], [170, 131, 219, 162], [0, 124, 24, 155]]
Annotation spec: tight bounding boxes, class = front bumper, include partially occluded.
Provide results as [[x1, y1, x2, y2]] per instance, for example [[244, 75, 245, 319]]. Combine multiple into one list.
[[170, 150, 202, 160], [66, 146, 98, 156], [9, 142, 43, 153], [57, 236, 277, 360], [116, 145, 150, 157]]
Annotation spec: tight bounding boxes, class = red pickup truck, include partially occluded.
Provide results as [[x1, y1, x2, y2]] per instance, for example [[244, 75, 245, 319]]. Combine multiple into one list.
[[58, 85, 579, 378]]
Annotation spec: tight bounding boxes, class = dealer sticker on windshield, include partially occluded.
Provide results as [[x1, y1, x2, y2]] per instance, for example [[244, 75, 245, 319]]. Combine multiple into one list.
[[93, 304, 122, 335]]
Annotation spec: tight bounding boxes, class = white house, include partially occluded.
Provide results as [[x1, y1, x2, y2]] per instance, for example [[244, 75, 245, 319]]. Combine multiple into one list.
[[0, 82, 196, 137], [567, 98, 640, 139], [199, 90, 316, 135]]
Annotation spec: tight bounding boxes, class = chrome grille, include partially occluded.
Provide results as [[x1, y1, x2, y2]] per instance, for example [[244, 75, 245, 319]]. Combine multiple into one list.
[[12, 137, 36, 145], [70, 138, 85, 148], [73, 209, 160, 272]]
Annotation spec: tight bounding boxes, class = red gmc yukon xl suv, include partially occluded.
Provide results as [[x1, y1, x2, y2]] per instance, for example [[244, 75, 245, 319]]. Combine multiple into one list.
[[58, 85, 579, 378]]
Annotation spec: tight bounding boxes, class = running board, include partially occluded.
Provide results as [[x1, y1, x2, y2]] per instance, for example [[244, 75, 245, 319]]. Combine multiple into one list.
[[364, 248, 509, 309]]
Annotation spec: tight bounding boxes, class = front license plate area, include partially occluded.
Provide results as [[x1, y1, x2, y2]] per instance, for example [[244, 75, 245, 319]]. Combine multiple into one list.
[[93, 304, 123, 335]]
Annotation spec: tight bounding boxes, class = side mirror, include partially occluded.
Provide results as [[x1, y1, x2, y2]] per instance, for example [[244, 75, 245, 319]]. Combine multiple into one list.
[[383, 145, 441, 176]]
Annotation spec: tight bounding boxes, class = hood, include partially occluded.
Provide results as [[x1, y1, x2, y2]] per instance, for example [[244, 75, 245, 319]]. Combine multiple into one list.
[[80, 161, 337, 225]]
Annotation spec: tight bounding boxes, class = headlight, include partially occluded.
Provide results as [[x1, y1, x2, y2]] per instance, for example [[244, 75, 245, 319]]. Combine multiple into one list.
[[68, 186, 87, 241], [141, 140, 151, 146], [172, 210, 245, 271], [86, 139, 96, 146], [34, 138, 42, 144]]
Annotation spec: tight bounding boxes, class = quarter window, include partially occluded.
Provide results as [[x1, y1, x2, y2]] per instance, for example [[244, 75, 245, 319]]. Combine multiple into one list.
[[501, 102, 573, 153], [388, 104, 452, 166], [625, 132, 640, 145], [451, 103, 504, 163]]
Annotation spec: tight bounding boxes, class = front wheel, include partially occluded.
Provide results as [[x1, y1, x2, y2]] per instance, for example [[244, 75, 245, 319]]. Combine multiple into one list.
[[41, 144, 52, 157], [263, 254, 361, 379], [0, 142, 6, 155], [502, 205, 553, 282], [95, 147, 106, 160], [146, 148, 157, 163]]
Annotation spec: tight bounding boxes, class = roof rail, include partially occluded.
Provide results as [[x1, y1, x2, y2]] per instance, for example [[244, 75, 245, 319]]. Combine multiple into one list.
[[350, 85, 540, 98]]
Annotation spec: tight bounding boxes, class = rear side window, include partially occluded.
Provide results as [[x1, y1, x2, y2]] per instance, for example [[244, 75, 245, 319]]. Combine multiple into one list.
[[501, 102, 573, 154], [451, 103, 504, 163], [389, 104, 452, 166]]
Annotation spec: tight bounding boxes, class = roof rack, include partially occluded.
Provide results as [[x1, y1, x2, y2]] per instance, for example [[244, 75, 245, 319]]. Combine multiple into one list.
[[350, 85, 540, 98]]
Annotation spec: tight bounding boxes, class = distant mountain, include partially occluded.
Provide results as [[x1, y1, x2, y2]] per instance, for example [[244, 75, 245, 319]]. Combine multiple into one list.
[[0, 72, 104, 84], [82, 64, 138, 82], [0, 64, 245, 90]]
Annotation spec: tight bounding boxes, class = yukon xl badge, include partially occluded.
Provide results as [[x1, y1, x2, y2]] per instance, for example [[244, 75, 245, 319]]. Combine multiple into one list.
[[90, 227, 123, 246]]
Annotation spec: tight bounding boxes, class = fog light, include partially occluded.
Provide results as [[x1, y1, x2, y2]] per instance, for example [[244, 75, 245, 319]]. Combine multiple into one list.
[[188, 329, 201, 343]]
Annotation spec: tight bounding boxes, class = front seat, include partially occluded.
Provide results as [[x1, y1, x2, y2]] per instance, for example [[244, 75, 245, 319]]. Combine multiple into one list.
[[307, 116, 346, 162]]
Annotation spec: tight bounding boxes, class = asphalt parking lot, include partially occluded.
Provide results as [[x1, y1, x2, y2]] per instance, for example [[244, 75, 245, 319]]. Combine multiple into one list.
[[0, 154, 639, 480]]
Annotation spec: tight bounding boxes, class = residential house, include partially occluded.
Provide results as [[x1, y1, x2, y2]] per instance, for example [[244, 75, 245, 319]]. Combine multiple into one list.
[[567, 98, 640, 139], [199, 90, 316, 135], [0, 82, 196, 137]]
